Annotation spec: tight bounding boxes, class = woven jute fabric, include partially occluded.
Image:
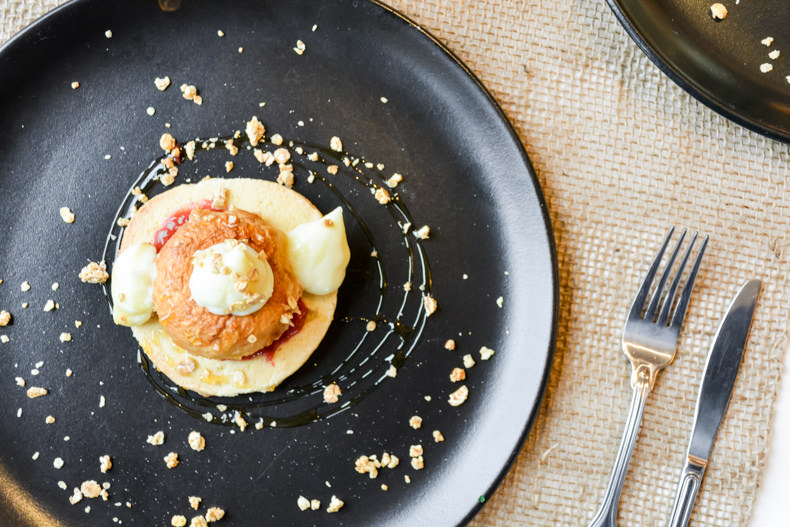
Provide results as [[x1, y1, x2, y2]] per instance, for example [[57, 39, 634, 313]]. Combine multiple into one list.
[[3, 1, 788, 525]]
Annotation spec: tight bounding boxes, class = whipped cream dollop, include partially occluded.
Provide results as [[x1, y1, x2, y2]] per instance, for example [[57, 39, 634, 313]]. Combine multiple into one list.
[[189, 240, 274, 316], [287, 207, 351, 295], [111, 242, 157, 326]]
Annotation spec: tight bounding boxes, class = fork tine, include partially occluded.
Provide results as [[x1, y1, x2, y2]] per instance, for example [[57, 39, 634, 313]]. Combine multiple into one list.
[[644, 229, 687, 321], [670, 234, 709, 330], [628, 227, 675, 320], [657, 232, 697, 326]]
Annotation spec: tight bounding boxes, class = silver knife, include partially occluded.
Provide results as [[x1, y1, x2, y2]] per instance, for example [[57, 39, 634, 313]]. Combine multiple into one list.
[[667, 279, 761, 527]]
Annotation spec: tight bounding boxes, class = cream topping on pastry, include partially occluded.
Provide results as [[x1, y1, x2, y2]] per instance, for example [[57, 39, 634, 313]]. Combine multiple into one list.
[[111, 242, 157, 326], [286, 207, 350, 295]]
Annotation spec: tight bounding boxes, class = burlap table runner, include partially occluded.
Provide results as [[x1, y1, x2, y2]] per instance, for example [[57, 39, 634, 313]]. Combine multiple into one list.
[[2, 1, 787, 525]]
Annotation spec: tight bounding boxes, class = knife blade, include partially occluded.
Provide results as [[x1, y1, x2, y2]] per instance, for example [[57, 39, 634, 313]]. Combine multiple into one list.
[[666, 279, 761, 527]]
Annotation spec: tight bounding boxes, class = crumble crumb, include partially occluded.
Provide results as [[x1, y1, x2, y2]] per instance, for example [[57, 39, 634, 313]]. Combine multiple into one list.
[[105, 30, 112, 38], [27, 386, 48, 398], [310, 499, 321, 511], [413, 225, 430, 239], [21, 281, 31, 292], [277, 165, 294, 187], [366, 320, 377, 332], [327, 165, 338, 175], [409, 415, 422, 429], [480, 346, 495, 360], [164, 452, 179, 468], [59, 332, 72, 343], [155, 76, 171, 91], [160, 133, 176, 152], [100, 455, 112, 473], [189, 496, 202, 510], [225, 139, 238, 156], [329, 136, 343, 152], [189, 517, 208, 527], [171, 516, 187, 527], [188, 431, 205, 451], [769, 49, 781, 60], [184, 140, 196, 160], [355, 455, 379, 478], [79, 261, 109, 283], [205, 507, 225, 522], [246, 116, 266, 146], [405, 475, 411, 484], [225, 161, 234, 173], [323, 383, 341, 403], [146, 106, 156, 116], [273, 147, 291, 164], [326, 495, 344, 513], [760, 63, 773, 73], [0, 311, 10, 326], [386, 365, 397, 378], [450, 367, 466, 382], [710, 3, 727, 20], [69, 487, 83, 504], [433, 430, 445, 442], [147, 431, 165, 445], [496, 296, 504, 308], [15, 377, 25, 387], [217, 29, 224, 37], [374, 187, 391, 204], [448, 385, 469, 407], [422, 295, 437, 316], [44, 299, 56, 312], [409, 444, 423, 458], [762, 37, 775, 47], [297, 496, 310, 511], [463, 354, 475, 368], [59, 207, 75, 223], [71, 81, 80, 90], [381, 484, 388, 491], [234, 412, 248, 431], [270, 133, 284, 146], [411, 456, 425, 470], [54, 457, 65, 469], [294, 40, 306, 55], [444, 339, 456, 351], [81, 480, 102, 499], [180, 84, 201, 104]]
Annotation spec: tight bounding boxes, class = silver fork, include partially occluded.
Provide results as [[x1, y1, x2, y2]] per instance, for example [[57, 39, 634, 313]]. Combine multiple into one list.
[[587, 227, 708, 527]]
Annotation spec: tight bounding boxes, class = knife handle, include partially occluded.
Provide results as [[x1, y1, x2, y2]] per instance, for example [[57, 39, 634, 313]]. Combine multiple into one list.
[[667, 458, 706, 527]]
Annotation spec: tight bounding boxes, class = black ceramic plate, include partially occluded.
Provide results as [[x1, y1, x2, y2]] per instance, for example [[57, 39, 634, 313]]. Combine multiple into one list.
[[608, 0, 790, 143], [0, 1, 556, 525]]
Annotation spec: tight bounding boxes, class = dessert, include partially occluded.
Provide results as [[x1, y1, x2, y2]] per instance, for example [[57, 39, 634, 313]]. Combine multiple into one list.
[[110, 178, 350, 396]]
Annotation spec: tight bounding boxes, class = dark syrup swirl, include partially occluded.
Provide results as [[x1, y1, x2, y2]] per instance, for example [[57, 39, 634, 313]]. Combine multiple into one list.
[[101, 128, 432, 428]]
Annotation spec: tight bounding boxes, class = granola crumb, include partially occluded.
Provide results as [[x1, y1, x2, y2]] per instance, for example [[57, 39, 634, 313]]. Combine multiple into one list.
[[59, 332, 72, 343], [294, 40, 306, 55], [27, 386, 48, 398], [479, 346, 495, 360], [21, 281, 30, 292], [323, 383, 341, 404], [154, 76, 171, 91], [769, 49, 781, 60], [710, 3, 727, 20], [205, 507, 225, 522], [104, 29, 113, 38], [81, 480, 102, 499], [185, 140, 196, 160], [171, 516, 187, 527], [297, 496, 310, 511], [433, 430, 445, 442], [448, 385, 469, 407], [189, 517, 208, 527], [374, 187, 391, 205], [59, 207, 75, 223], [329, 136, 343, 152], [217, 29, 224, 37], [69, 487, 83, 504], [53, 457, 64, 469], [496, 296, 504, 308], [404, 475, 411, 484], [410, 456, 425, 470], [760, 63, 773, 73], [762, 37, 775, 47], [0, 311, 10, 326], [386, 365, 397, 378], [246, 116, 266, 146], [146, 106, 156, 116], [381, 484, 388, 491], [413, 225, 430, 239], [15, 377, 25, 387], [422, 295, 437, 316], [188, 431, 206, 451], [409, 444, 423, 458], [71, 81, 80, 90], [463, 354, 475, 369], [409, 415, 422, 429], [270, 133, 284, 146], [44, 299, 57, 312], [225, 161, 234, 173], [234, 412, 248, 431], [327, 165, 338, 175], [276, 167, 294, 187], [100, 455, 112, 473], [147, 431, 165, 445], [79, 261, 109, 284], [355, 455, 380, 478], [326, 495, 344, 513], [164, 452, 179, 468], [450, 367, 466, 383], [366, 320, 377, 332], [444, 339, 456, 351], [189, 496, 202, 510]]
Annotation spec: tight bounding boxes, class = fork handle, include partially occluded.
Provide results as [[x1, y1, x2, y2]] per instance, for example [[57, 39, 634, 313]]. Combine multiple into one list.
[[587, 373, 650, 527]]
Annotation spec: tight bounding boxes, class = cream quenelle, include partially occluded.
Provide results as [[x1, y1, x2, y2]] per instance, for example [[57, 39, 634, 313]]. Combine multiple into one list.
[[189, 240, 274, 316], [111, 242, 157, 326], [286, 207, 351, 295]]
